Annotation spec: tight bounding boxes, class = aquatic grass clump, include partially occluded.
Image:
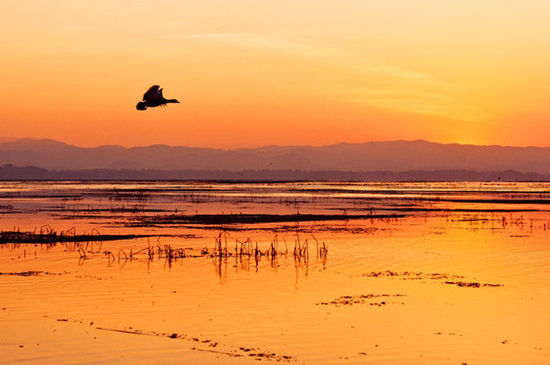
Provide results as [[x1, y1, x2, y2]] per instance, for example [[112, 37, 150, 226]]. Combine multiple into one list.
[[208, 231, 326, 261], [71, 230, 328, 270]]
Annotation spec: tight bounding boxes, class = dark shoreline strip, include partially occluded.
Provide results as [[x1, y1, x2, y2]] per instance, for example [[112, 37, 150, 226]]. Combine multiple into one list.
[[0, 232, 160, 244], [138, 213, 405, 226]]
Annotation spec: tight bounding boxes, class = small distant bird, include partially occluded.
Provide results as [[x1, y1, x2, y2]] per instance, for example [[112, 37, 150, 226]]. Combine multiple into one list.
[[136, 85, 180, 110]]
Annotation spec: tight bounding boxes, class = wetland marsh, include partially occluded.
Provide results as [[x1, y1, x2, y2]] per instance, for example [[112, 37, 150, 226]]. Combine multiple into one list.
[[1, 181, 549, 364]]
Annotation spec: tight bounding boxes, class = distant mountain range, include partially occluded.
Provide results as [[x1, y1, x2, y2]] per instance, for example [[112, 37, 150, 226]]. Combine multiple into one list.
[[1, 138, 550, 180]]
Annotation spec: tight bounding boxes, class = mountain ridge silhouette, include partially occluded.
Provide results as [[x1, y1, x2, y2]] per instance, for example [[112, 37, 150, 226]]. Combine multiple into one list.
[[1, 138, 550, 173]]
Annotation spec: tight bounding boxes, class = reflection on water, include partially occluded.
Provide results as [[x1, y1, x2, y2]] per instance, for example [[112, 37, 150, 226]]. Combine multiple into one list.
[[1, 182, 550, 364]]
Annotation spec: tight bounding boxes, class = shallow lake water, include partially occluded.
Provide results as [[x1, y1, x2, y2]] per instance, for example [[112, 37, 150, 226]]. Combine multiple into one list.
[[1, 182, 549, 364]]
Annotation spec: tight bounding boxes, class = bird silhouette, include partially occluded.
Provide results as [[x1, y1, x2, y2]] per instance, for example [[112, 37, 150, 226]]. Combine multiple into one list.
[[136, 85, 180, 110]]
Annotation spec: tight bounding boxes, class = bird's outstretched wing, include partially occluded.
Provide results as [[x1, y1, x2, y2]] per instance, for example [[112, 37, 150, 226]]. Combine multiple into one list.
[[143, 85, 161, 101]]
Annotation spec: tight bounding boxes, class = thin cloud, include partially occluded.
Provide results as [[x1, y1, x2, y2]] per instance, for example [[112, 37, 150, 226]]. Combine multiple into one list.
[[185, 33, 333, 57], [186, 32, 488, 123], [343, 89, 489, 123]]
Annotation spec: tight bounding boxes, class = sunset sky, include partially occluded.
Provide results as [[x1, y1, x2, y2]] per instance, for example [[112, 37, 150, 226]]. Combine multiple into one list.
[[1, 0, 549, 148]]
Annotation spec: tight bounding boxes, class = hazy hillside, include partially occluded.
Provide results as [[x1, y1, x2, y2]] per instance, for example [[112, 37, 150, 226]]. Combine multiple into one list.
[[1, 138, 550, 173]]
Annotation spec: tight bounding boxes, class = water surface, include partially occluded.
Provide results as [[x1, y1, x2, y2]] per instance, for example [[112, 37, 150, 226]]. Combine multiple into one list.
[[1, 182, 549, 364]]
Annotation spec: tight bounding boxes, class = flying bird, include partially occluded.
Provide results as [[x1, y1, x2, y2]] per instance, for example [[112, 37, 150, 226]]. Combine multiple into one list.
[[136, 85, 180, 110]]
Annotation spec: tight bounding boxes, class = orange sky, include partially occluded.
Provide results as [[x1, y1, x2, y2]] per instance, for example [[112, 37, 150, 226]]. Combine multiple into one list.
[[1, 0, 549, 148]]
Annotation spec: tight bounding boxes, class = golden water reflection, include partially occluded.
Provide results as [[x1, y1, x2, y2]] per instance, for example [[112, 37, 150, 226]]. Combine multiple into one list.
[[1, 182, 550, 364]]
